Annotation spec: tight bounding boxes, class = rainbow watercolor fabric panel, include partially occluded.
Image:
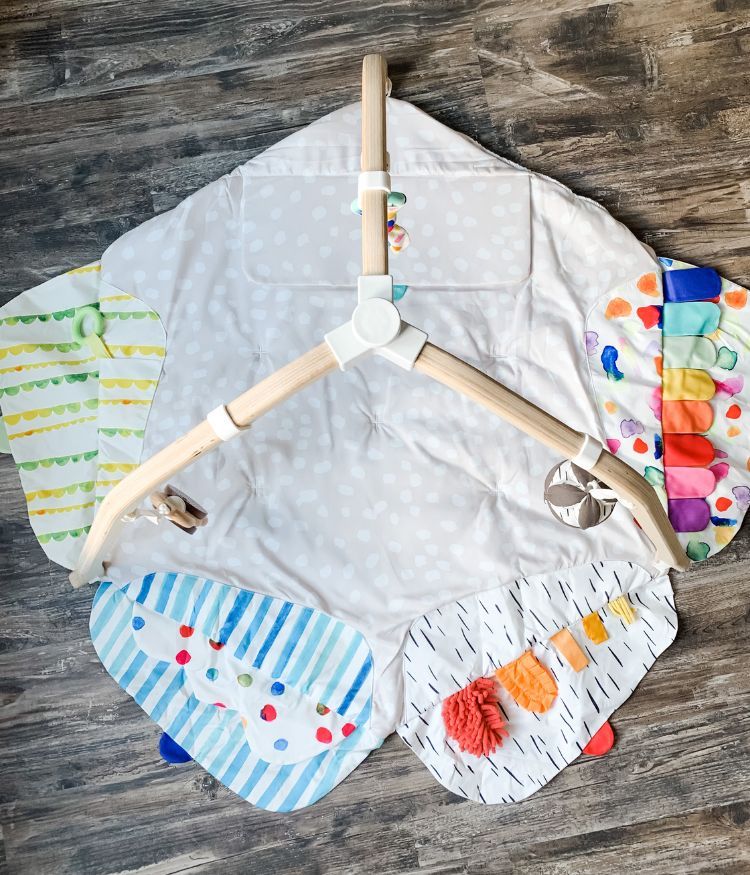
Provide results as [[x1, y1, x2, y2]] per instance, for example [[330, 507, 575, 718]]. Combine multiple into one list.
[[587, 259, 750, 561]]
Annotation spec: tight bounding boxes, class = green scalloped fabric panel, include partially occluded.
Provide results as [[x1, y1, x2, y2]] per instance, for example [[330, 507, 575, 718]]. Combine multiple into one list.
[[0, 264, 166, 569]]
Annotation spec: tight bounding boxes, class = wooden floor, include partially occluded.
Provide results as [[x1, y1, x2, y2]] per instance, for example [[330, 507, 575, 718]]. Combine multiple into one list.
[[2, 1, 750, 872]]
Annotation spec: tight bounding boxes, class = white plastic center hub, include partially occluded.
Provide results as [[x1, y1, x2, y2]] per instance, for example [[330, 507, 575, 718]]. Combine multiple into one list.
[[351, 298, 401, 348]]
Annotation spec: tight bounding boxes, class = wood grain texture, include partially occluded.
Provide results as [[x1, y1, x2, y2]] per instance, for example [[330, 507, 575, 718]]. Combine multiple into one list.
[[1, 1, 750, 873]]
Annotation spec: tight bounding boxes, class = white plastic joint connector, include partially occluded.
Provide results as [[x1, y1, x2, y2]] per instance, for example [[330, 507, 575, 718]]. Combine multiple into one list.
[[358, 171, 391, 196], [351, 298, 401, 349], [323, 274, 428, 372], [206, 405, 244, 441], [572, 434, 603, 471], [358, 274, 393, 303]]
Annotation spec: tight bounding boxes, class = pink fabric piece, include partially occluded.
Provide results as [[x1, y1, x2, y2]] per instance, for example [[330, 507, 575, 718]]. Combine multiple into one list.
[[648, 387, 663, 420], [710, 462, 730, 482], [665, 466, 717, 499], [714, 375, 744, 397]]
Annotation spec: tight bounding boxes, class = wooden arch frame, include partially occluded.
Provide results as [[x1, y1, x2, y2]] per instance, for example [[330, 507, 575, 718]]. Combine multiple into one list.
[[69, 55, 688, 587]]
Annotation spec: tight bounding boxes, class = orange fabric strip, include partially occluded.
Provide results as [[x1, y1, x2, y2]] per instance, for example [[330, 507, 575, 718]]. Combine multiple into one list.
[[550, 628, 589, 672], [582, 612, 608, 645], [661, 400, 714, 433], [495, 650, 557, 713]]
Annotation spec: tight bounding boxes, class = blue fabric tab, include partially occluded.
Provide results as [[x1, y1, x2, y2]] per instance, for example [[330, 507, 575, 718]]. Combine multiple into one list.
[[663, 267, 721, 303], [662, 302, 720, 336], [159, 731, 193, 764]]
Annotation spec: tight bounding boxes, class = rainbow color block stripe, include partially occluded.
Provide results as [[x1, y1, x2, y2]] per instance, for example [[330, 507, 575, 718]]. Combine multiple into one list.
[[660, 266, 725, 537]]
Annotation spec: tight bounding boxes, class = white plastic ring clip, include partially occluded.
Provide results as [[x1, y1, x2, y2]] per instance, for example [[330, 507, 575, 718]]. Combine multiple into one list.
[[572, 434, 603, 471], [207, 405, 243, 441], [358, 171, 391, 196]]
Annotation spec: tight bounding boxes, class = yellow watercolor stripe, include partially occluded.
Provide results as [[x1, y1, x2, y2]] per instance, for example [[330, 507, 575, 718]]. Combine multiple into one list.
[[100, 398, 151, 406], [4, 400, 97, 425], [96, 478, 124, 488], [8, 415, 97, 439], [0, 357, 96, 374], [0, 343, 81, 359], [30, 501, 96, 516], [99, 462, 138, 473], [99, 294, 133, 302], [99, 378, 158, 390], [108, 344, 166, 357], [26, 482, 96, 502], [66, 264, 101, 275]]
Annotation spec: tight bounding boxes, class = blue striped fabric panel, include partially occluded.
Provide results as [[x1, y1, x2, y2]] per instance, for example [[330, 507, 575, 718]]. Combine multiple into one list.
[[90, 572, 381, 812]]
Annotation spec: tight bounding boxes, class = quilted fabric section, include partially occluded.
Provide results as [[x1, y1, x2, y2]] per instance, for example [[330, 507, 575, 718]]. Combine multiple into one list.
[[0, 264, 165, 568], [90, 572, 381, 812], [397, 561, 676, 804]]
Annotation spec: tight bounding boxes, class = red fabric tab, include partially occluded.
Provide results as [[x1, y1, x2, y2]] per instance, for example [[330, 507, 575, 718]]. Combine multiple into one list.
[[583, 720, 615, 756], [663, 434, 715, 467]]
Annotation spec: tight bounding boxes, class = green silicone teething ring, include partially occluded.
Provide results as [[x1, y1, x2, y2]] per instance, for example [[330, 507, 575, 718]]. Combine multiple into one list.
[[71, 306, 104, 342], [71, 306, 112, 358]]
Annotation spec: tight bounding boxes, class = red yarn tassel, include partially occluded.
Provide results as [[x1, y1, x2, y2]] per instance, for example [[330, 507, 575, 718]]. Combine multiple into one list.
[[442, 676, 508, 757]]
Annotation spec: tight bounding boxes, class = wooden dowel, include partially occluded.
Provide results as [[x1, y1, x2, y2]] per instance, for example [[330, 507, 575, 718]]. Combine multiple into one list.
[[69, 343, 338, 587], [361, 54, 388, 276], [414, 343, 689, 571]]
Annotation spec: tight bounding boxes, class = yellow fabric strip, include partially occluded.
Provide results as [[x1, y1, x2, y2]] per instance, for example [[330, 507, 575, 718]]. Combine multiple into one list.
[[100, 398, 151, 406], [100, 378, 158, 390], [662, 368, 715, 401], [608, 595, 636, 625]]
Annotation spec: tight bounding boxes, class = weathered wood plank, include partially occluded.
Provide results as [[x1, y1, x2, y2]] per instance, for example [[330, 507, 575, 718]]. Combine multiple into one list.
[[476, 0, 750, 282], [2, 0, 750, 872]]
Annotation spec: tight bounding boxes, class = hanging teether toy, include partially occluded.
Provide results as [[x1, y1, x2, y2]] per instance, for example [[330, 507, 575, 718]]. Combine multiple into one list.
[[351, 191, 410, 253], [71, 305, 112, 359], [351, 191, 410, 301]]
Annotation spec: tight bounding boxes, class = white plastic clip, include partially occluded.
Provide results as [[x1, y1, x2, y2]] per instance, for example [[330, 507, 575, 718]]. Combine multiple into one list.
[[207, 405, 243, 441], [358, 274, 394, 303], [572, 434, 604, 471], [358, 171, 391, 197]]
